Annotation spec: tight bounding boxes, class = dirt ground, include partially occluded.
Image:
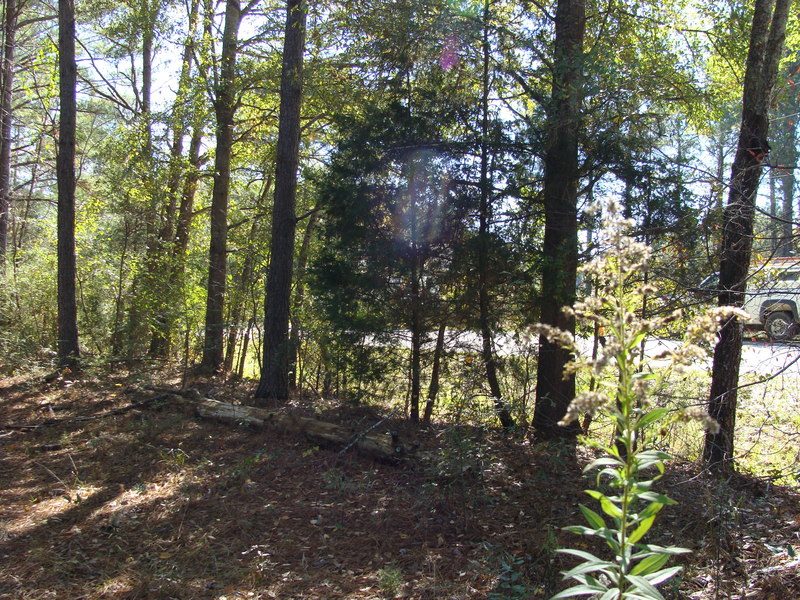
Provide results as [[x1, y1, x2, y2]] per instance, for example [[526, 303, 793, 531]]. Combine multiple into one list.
[[1, 367, 798, 599]]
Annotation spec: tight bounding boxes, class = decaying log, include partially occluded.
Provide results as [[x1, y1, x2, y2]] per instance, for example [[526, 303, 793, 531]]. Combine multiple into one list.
[[188, 397, 419, 461]]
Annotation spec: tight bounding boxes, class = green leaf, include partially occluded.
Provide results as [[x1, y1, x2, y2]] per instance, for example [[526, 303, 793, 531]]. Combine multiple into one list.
[[596, 467, 623, 487], [635, 450, 672, 464], [639, 501, 666, 520], [636, 408, 669, 429], [562, 560, 616, 580], [564, 525, 597, 536], [563, 526, 621, 552], [626, 574, 667, 600], [599, 589, 621, 600], [638, 492, 676, 505], [579, 503, 607, 529], [586, 456, 625, 472], [632, 371, 657, 380], [628, 515, 656, 545], [550, 583, 608, 598], [574, 574, 602, 586], [644, 566, 683, 586], [631, 331, 648, 348], [632, 544, 691, 558], [586, 490, 623, 519], [558, 548, 608, 563], [630, 552, 669, 575]]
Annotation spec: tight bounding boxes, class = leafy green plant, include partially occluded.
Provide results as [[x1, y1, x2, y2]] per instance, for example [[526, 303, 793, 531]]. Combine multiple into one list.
[[429, 423, 491, 531], [377, 563, 403, 597], [231, 449, 269, 480], [489, 552, 533, 600], [159, 447, 189, 471], [322, 467, 358, 493], [540, 524, 561, 597], [538, 201, 745, 600]]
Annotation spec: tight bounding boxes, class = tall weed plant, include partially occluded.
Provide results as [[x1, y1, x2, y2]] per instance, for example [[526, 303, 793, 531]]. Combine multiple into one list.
[[537, 200, 746, 600]]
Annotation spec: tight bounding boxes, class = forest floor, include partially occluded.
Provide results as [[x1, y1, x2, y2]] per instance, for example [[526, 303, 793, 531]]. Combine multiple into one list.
[[1, 366, 799, 600]]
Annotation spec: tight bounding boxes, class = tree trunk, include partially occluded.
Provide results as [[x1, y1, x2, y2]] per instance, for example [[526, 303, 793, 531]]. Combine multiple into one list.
[[779, 157, 795, 257], [236, 317, 254, 377], [289, 207, 317, 390], [56, 0, 79, 368], [148, 0, 201, 357], [422, 320, 446, 425], [163, 122, 203, 367], [409, 250, 422, 423], [776, 62, 799, 257], [224, 178, 271, 373], [0, 0, 18, 271], [255, 0, 307, 402], [769, 168, 778, 252], [532, 0, 585, 439], [704, 0, 791, 470], [173, 126, 204, 265], [222, 252, 252, 373], [140, 0, 153, 152], [121, 0, 158, 357], [477, 0, 514, 430], [201, 0, 241, 373]]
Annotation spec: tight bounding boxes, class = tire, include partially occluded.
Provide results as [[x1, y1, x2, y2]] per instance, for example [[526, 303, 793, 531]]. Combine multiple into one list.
[[764, 311, 795, 341]]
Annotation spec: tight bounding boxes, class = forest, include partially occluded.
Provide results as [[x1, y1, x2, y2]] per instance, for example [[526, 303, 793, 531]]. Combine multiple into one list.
[[1, 0, 800, 598]]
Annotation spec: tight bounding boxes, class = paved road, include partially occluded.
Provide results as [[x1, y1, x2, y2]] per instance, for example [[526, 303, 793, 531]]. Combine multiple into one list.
[[492, 332, 800, 379], [381, 330, 800, 379], [641, 337, 800, 378], [739, 340, 800, 377]]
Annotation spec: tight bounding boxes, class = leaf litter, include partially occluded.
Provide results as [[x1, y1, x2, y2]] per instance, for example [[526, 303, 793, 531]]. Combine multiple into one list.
[[0, 367, 798, 599]]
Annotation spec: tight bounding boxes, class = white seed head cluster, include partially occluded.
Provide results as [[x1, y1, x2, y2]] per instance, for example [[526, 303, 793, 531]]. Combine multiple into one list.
[[532, 199, 740, 427], [686, 306, 750, 346], [528, 323, 577, 352], [558, 390, 610, 426], [665, 306, 750, 372], [632, 377, 652, 402], [679, 405, 721, 434]]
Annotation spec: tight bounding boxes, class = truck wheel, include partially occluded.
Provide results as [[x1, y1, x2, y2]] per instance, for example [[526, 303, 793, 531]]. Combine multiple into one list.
[[764, 311, 795, 341]]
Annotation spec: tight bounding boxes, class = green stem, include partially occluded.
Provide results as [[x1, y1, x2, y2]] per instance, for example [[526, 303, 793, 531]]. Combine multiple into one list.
[[616, 258, 635, 594]]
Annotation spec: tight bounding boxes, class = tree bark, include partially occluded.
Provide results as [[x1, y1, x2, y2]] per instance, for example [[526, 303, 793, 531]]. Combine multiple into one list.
[[409, 249, 422, 423], [255, 0, 307, 402], [224, 176, 272, 373], [173, 126, 204, 265], [776, 62, 799, 257], [56, 0, 79, 368], [532, 0, 585, 439], [704, 0, 791, 470], [140, 0, 153, 152], [136, 4, 159, 357], [288, 207, 317, 390], [148, 0, 201, 357], [0, 0, 18, 272], [201, 0, 241, 373], [422, 321, 446, 425], [477, 0, 514, 429]]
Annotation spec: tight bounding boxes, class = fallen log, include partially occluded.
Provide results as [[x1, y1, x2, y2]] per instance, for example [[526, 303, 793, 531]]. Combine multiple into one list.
[[185, 397, 419, 461]]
